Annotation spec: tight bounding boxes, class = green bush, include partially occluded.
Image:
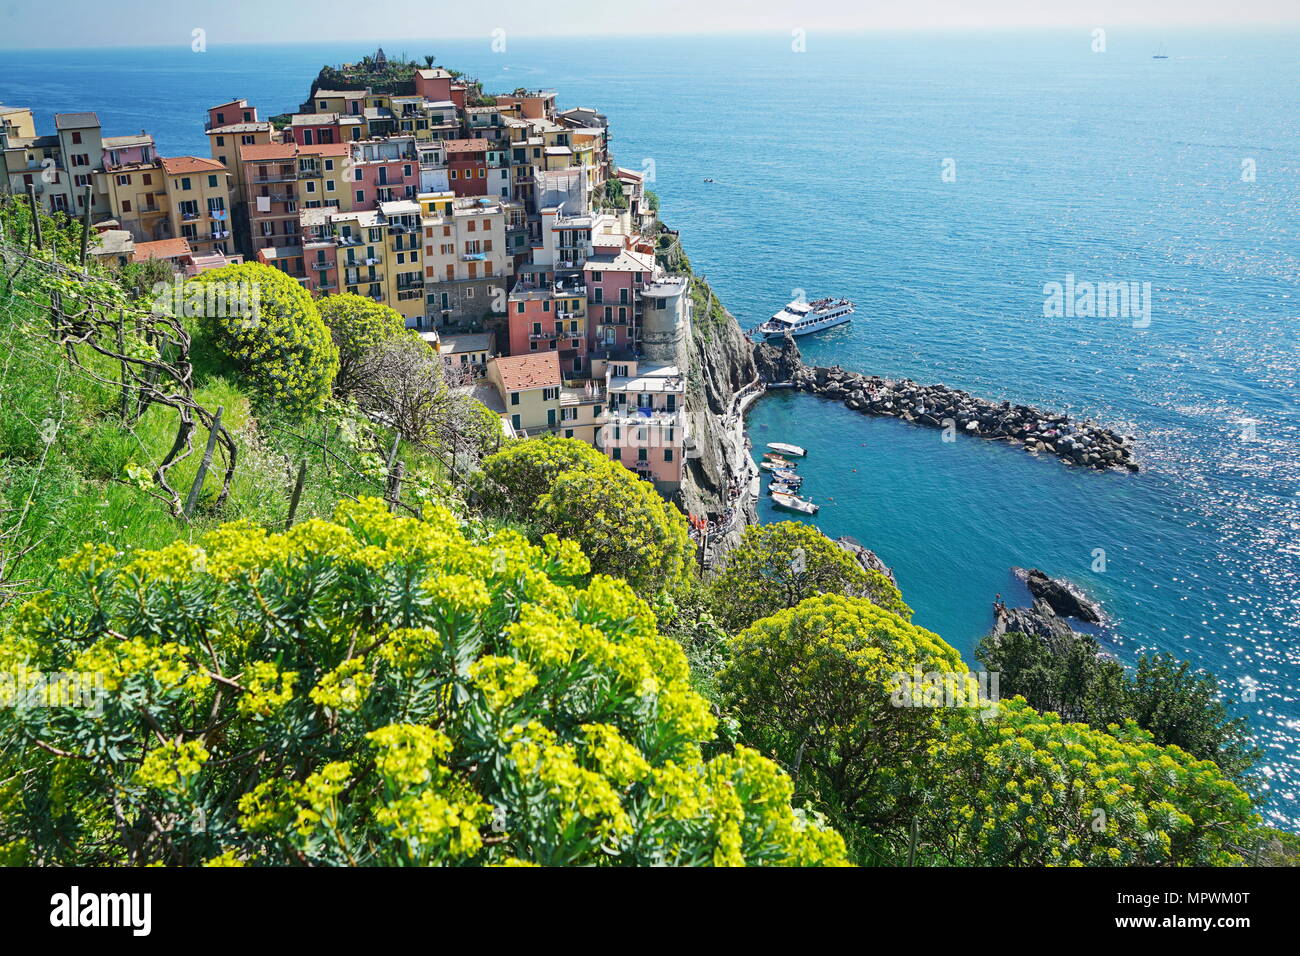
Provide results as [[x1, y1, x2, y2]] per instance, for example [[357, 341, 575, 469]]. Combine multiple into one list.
[[709, 521, 909, 632], [317, 293, 407, 398], [473, 437, 691, 597], [721, 594, 962, 842], [918, 698, 1258, 866], [191, 262, 338, 416], [0, 499, 848, 866]]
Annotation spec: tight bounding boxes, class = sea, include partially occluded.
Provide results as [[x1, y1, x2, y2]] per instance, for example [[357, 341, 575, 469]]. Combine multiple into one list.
[[2, 27, 1297, 826]]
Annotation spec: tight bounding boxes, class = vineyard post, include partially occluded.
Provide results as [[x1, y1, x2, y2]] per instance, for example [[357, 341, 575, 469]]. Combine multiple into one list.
[[78, 185, 93, 266], [182, 405, 223, 519], [25, 184, 41, 250], [285, 459, 308, 531]]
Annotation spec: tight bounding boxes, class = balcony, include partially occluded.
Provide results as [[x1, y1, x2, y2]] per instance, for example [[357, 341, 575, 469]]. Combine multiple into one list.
[[297, 167, 321, 179], [251, 173, 294, 184], [311, 260, 332, 271]]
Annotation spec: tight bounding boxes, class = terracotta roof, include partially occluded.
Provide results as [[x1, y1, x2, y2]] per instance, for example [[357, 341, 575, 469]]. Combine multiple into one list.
[[297, 142, 350, 157], [240, 142, 297, 162], [443, 138, 489, 154], [161, 156, 227, 175], [132, 238, 192, 263], [493, 352, 560, 392]]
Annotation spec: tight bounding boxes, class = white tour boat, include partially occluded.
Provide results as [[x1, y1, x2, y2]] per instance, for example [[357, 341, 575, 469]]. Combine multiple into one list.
[[752, 298, 854, 340], [767, 442, 807, 458], [771, 492, 819, 515]]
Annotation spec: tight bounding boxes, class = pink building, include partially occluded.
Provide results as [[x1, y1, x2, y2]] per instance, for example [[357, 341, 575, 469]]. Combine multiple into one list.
[[584, 247, 655, 355]]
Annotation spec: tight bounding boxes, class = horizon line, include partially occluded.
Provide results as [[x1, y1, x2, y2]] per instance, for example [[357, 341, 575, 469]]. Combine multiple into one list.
[[3, 20, 1299, 53]]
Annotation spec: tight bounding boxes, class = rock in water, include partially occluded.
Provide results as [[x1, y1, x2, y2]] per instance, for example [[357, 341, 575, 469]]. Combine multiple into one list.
[[1013, 567, 1104, 623], [991, 598, 1081, 655], [835, 536, 898, 586]]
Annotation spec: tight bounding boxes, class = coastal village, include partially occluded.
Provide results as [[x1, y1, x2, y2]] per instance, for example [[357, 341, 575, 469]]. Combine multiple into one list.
[[0, 50, 704, 509], [0, 48, 1139, 554]]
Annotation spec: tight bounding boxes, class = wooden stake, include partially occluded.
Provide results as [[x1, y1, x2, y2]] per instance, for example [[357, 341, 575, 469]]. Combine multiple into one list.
[[183, 406, 223, 519], [25, 184, 41, 250], [78, 184, 93, 266], [285, 459, 308, 531]]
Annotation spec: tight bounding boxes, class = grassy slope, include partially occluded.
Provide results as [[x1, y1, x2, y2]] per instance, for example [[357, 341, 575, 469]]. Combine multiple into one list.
[[0, 277, 438, 612]]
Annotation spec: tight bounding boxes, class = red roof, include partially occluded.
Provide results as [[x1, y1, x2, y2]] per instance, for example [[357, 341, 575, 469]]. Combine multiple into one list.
[[160, 156, 227, 176], [493, 352, 561, 392], [297, 142, 350, 157], [443, 138, 489, 154], [240, 142, 296, 162], [132, 238, 192, 263]]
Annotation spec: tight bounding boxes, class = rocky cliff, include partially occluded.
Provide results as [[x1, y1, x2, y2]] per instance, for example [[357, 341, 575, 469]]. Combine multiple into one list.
[[655, 226, 759, 557]]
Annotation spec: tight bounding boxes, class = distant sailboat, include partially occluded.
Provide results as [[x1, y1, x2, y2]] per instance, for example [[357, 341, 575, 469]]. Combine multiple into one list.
[[1152, 45, 1169, 59]]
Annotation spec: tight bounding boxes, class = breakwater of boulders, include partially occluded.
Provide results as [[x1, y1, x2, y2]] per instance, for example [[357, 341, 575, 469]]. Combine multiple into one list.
[[753, 337, 1139, 472]]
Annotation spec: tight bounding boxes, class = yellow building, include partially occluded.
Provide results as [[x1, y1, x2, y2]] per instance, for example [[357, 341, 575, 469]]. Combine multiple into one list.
[[98, 160, 168, 241], [487, 352, 562, 437], [161, 157, 234, 256], [379, 199, 424, 325], [294, 143, 351, 212]]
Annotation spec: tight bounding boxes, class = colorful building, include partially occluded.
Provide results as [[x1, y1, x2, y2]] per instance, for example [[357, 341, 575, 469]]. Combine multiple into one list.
[[486, 352, 562, 437]]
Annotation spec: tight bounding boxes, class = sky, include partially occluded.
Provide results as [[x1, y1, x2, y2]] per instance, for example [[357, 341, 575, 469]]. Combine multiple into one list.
[[1, 0, 1298, 49]]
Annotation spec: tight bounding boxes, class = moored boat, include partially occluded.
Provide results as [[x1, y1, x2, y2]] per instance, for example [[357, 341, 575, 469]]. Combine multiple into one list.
[[767, 442, 807, 457], [771, 492, 819, 515], [750, 298, 854, 340], [760, 459, 798, 473]]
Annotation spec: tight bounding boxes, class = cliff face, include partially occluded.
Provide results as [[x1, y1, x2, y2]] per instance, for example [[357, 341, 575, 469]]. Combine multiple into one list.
[[655, 226, 758, 555]]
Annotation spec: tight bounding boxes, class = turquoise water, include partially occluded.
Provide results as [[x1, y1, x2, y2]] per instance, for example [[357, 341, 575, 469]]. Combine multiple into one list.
[[2, 28, 1297, 824]]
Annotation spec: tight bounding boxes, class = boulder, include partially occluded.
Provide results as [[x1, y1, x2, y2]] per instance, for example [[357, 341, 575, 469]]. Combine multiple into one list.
[[1013, 567, 1103, 623]]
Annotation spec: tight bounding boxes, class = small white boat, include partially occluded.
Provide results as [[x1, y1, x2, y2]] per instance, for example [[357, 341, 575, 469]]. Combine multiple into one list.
[[760, 460, 798, 474], [769, 480, 801, 496], [751, 298, 854, 340], [767, 442, 807, 457], [772, 492, 819, 515]]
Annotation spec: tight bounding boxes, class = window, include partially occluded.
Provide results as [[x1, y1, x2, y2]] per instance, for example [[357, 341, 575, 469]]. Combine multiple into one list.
[[122, 200, 131, 212], [511, 414, 520, 430], [325, 159, 334, 171], [356, 190, 365, 203], [142, 173, 152, 185], [71, 131, 82, 144], [208, 174, 218, 188], [216, 136, 225, 146], [612, 448, 621, 461], [305, 181, 316, 193], [510, 392, 520, 406], [180, 177, 192, 190], [664, 449, 674, 462], [116, 174, 130, 186], [543, 387, 558, 401], [516, 302, 524, 314]]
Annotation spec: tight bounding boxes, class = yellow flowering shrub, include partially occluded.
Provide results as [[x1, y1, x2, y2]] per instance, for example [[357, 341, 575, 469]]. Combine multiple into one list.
[[0, 498, 846, 867], [471, 436, 692, 598], [722, 594, 963, 843], [918, 697, 1258, 866], [191, 262, 338, 416]]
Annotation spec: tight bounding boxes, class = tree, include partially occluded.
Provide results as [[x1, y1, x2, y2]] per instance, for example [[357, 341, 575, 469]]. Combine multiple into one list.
[[317, 293, 407, 398], [721, 594, 964, 843], [0, 499, 848, 867], [1128, 653, 1259, 785], [473, 437, 692, 598], [352, 333, 452, 448], [190, 262, 338, 416], [977, 630, 1129, 727], [918, 698, 1258, 866], [709, 521, 909, 633], [977, 633, 1258, 785]]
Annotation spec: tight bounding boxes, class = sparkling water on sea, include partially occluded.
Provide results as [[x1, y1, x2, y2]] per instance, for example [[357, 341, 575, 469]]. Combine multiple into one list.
[[2, 27, 1297, 825]]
